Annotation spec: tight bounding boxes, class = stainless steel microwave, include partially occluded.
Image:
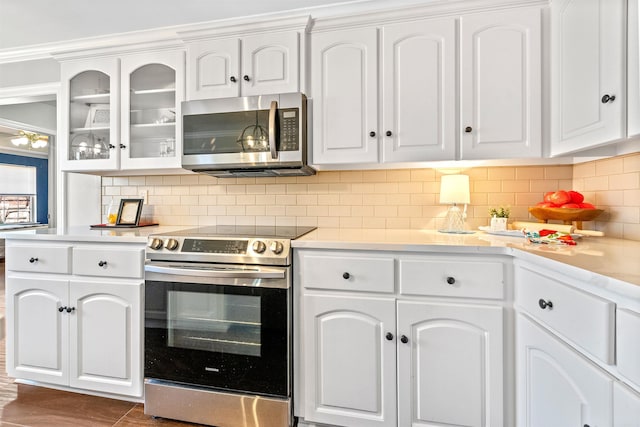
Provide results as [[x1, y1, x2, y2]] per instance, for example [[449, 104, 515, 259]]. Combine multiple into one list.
[[181, 92, 314, 177]]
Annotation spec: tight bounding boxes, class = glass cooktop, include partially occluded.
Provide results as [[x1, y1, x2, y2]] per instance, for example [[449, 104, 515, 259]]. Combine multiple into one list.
[[159, 225, 317, 240]]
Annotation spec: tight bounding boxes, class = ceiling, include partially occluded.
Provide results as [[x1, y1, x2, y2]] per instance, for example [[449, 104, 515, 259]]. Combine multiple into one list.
[[0, 125, 49, 157]]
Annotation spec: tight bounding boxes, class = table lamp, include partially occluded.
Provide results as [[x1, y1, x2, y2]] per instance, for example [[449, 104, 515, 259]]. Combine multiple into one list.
[[439, 174, 471, 233]]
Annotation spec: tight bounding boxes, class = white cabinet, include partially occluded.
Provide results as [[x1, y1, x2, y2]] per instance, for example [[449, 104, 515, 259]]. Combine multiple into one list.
[[4, 240, 144, 398], [614, 382, 640, 427], [303, 294, 396, 427], [550, 0, 626, 155], [397, 301, 503, 427], [516, 313, 613, 427], [460, 7, 542, 159], [60, 50, 185, 173], [629, 0, 640, 138], [186, 32, 299, 100]]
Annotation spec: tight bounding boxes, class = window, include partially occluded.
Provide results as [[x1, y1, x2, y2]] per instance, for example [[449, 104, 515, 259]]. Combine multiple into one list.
[[0, 164, 36, 225]]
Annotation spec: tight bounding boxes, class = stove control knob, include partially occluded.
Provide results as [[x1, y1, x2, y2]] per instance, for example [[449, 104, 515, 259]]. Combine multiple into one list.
[[165, 239, 179, 251], [252, 240, 267, 254], [149, 238, 163, 250], [269, 241, 284, 255]]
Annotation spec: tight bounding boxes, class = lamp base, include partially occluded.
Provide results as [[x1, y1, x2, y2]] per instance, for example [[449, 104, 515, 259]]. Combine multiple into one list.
[[439, 204, 471, 233]]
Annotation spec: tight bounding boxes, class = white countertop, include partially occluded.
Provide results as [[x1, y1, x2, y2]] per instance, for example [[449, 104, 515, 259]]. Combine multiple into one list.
[[293, 228, 640, 288], [0, 225, 187, 244]]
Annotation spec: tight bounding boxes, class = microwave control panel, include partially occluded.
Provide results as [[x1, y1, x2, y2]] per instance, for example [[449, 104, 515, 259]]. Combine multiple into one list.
[[279, 108, 299, 151]]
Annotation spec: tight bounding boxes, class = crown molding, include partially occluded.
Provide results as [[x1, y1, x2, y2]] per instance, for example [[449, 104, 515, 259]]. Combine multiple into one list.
[[0, 83, 60, 105]]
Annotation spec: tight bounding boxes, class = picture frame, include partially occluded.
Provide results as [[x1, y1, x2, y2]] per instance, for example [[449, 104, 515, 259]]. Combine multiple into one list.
[[85, 104, 110, 128], [116, 198, 143, 226]]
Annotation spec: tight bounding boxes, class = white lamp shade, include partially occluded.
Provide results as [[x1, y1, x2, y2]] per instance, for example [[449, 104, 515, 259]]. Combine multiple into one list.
[[439, 174, 470, 204]]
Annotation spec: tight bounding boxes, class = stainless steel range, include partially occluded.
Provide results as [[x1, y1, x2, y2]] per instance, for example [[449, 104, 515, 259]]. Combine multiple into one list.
[[143, 225, 315, 427]]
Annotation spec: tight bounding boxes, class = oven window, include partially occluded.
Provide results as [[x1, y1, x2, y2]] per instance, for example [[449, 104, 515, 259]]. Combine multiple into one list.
[[167, 291, 261, 357]]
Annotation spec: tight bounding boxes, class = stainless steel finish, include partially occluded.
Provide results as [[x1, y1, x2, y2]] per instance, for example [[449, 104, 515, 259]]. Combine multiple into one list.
[[269, 100, 278, 159], [252, 240, 266, 253], [270, 241, 284, 254], [144, 379, 292, 427], [149, 238, 163, 250], [145, 261, 289, 287], [164, 238, 179, 251]]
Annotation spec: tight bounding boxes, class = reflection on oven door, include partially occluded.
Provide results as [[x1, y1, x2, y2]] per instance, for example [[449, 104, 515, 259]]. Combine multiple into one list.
[[167, 290, 262, 357]]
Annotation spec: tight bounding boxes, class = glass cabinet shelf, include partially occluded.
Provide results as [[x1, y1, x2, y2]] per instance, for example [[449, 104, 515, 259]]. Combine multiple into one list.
[[70, 93, 110, 104], [130, 88, 176, 110]]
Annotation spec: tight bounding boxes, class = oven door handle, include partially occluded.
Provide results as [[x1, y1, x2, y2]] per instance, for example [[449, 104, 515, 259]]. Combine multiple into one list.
[[144, 264, 286, 279]]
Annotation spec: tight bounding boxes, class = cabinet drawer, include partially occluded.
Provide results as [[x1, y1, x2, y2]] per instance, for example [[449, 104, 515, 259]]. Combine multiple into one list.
[[301, 252, 394, 293], [399, 257, 504, 299], [515, 265, 615, 364], [72, 246, 144, 279], [6, 244, 72, 274], [617, 309, 640, 388]]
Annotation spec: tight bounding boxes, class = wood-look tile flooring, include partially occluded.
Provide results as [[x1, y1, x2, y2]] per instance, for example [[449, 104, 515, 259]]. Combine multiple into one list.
[[0, 261, 204, 427]]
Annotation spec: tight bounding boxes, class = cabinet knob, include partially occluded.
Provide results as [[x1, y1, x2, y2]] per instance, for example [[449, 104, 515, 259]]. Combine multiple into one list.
[[385, 332, 394, 341], [386, 130, 392, 137], [66, 307, 75, 313], [342, 272, 350, 280], [601, 94, 616, 103], [446, 276, 456, 285], [243, 75, 250, 81], [538, 298, 553, 310], [369, 131, 376, 137], [108, 144, 115, 149], [98, 260, 107, 267], [230, 76, 237, 83], [120, 144, 126, 149], [29, 257, 38, 263], [400, 335, 409, 344], [58, 306, 65, 312], [464, 126, 473, 133]]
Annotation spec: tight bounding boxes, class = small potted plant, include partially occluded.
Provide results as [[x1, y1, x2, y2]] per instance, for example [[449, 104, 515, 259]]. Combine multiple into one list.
[[488, 206, 510, 231]]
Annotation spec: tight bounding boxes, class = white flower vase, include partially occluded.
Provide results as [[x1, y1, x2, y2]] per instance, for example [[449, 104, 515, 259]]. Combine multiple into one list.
[[490, 216, 508, 232]]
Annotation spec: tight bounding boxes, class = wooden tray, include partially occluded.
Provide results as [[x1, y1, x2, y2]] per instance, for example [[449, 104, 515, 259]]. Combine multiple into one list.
[[528, 207, 604, 230]]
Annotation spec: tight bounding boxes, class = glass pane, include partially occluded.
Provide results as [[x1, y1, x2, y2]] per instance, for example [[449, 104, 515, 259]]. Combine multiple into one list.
[[0, 195, 35, 224], [68, 70, 111, 161], [184, 110, 270, 155], [167, 290, 262, 357], [129, 64, 176, 159]]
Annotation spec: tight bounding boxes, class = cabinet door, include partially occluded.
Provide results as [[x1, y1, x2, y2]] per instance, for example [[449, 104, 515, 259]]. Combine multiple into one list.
[[69, 279, 143, 397], [303, 294, 396, 427], [120, 50, 185, 171], [381, 18, 456, 162], [241, 32, 299, 96], [6, 276, 69, 385], [397, 301, 503, 427], [614, 382, 640, 427], [460, 7, 542, 159], [516, 314, 613, 427], [550, 0, 625, 155], [60, 57, 120, 172], [629, 0, 640, 138], [186, 38, 240, 100], [311, 27, 379, 164]]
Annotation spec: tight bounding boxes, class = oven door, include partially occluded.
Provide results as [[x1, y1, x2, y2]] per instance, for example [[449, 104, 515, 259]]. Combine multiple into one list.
[[144, 262, 290, 398]]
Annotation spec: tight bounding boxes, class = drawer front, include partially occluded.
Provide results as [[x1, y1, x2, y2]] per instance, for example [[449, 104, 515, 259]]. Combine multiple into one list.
[[515, 265, 615, 364], [6, 244, 72, 274], [72, 246, 144, 279], [301, 252, 394, 293], [617, 308, 640, 388], [399, 257, 504, 299]]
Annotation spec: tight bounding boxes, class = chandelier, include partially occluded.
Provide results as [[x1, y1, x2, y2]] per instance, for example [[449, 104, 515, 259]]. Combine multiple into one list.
[[11, 130, 48, 149], [237, 111, 268, 151]]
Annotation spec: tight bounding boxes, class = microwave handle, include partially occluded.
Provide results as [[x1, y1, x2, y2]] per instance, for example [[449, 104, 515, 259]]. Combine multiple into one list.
[[269, 100, 278, 159]]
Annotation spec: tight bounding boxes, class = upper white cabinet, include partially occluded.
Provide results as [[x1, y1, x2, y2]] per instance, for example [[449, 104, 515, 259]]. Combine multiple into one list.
[[460, 7, 542, 159], [186, 32, 299, 100], [550, 0, 626, 155], [629, 0, 640, 139], [59, 50, 185, 173]]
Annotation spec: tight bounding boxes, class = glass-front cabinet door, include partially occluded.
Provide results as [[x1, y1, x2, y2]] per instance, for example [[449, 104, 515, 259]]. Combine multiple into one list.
[[120, 51, 185, 170], [60, 58, 120, 172]]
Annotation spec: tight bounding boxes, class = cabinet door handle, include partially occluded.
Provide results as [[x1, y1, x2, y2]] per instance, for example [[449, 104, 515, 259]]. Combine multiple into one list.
[[243, 75, 250, 81], [386, 130, 392, 137], [58, 306, 65, 312], [601, 94, 616, 103], [29, 257, 38, 263], [446, 276, 456, 285], [385, 332, 394, 341], [369, 131, 376, 137], [400, 335, 409, 344], [464, 126, 473, 133], [230, 76, 237, 83], [342, 272, 350, 280], [98, 260, 107, 267], [538, 298, 553, 310], [66, 307, 75, 313]]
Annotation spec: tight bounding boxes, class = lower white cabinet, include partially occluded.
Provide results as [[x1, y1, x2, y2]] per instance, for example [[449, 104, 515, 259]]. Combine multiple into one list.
[[614, 382, 640, 427], [516, 313, 613, 427]]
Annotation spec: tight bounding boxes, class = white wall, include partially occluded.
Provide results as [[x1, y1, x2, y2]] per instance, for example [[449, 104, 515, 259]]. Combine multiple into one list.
[[65, 172, 101, 227]]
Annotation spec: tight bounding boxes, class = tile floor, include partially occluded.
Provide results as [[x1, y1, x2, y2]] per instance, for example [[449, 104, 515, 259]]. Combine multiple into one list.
[[0, 261, 203, 427]]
